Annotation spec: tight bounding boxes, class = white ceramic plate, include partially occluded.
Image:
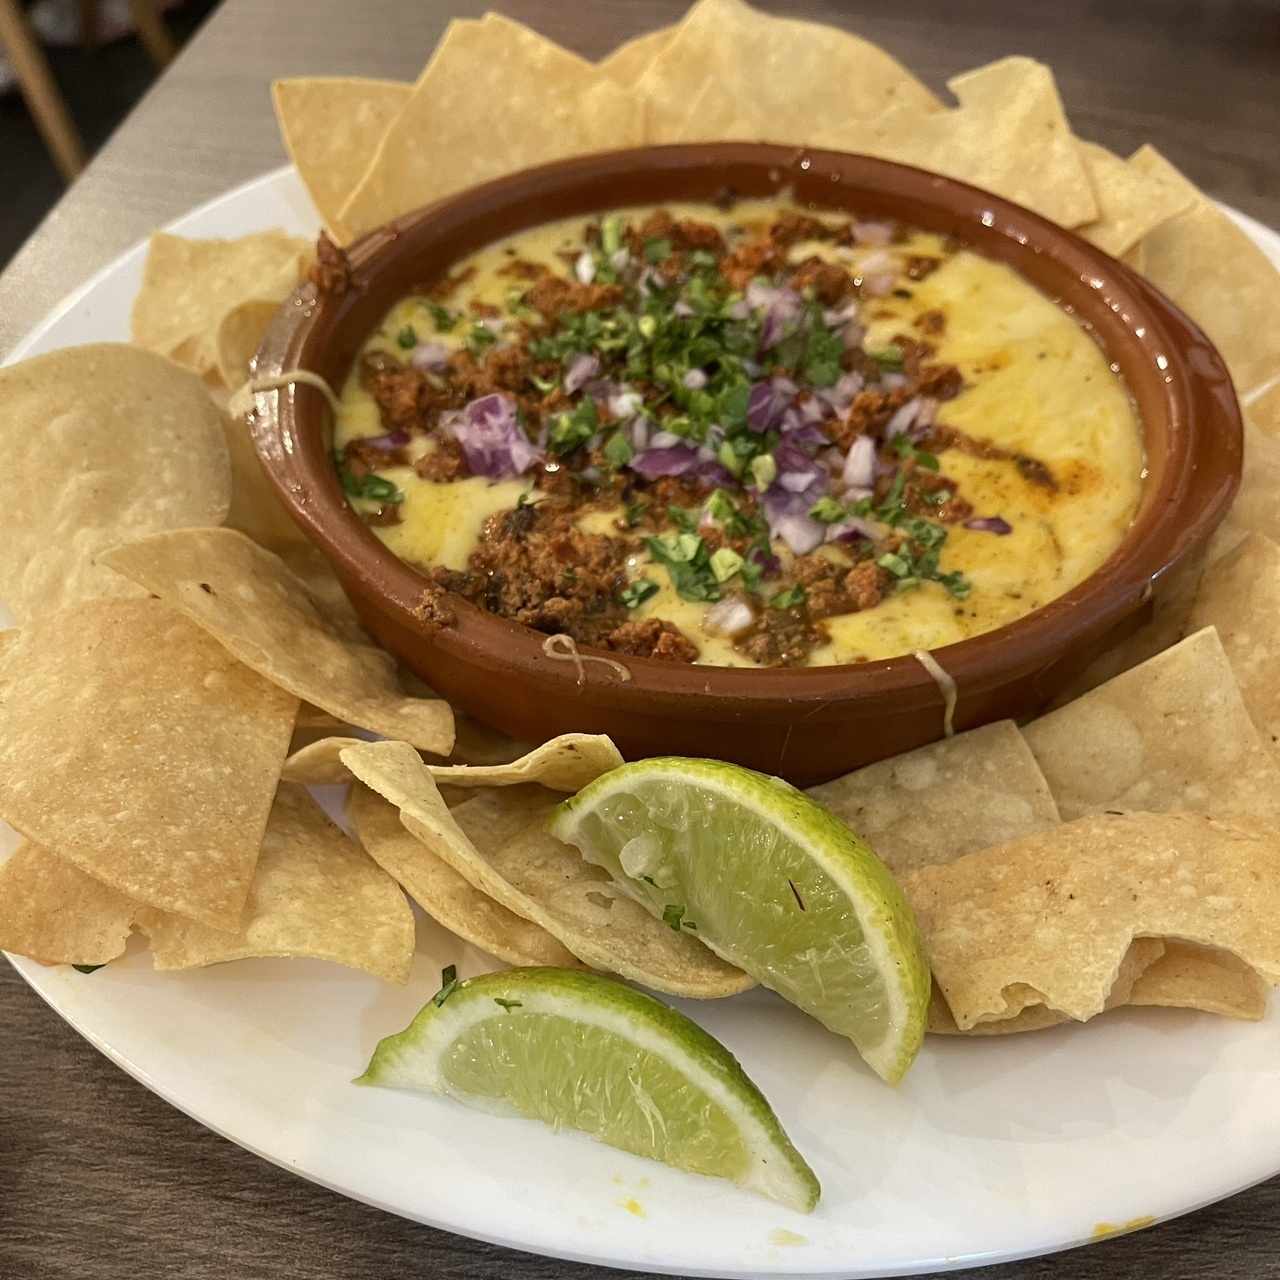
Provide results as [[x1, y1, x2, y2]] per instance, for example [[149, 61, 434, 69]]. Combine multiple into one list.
[[5, 167, 1280, 1280]]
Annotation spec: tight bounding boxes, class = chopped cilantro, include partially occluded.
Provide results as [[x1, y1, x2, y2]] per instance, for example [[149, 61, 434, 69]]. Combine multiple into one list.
[[770, 584, 807, 610], [427, 302, 458, 332], [809, 496, 846, 523], [878, 552, 911, 578], [337, 461, 403, 505], [493, 998, 523, 1011], [646, 532, 721, 603], [620, 578, 659, 609], [603, 431, 633, 469], [432, 964, 460, 1007], [710, 547, 744, 583], [466, 322, 497, 355], [548, 397, 598, 455], [644, 236, 672, 263], [72, 963, 105, 974], [601, 214, 624, 256], [870, 345, 905, 371], [529, 371, 557, 394], [666, 504, 699, 534], [800, 319, 844, 388], [623, 500, 649, 528], [892, 434, 939, 472], [396, 324, 417, 349], [750, 453, 777, 488]]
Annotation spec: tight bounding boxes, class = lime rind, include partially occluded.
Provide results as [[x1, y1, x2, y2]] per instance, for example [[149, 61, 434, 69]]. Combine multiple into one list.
[[549, 757, 931, 1084], [359, 967, 820, 1212]]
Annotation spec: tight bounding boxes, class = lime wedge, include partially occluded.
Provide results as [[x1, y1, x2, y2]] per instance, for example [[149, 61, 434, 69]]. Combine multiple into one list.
[[548, 758, 930, 1084], [359, 966, 820, 1212]]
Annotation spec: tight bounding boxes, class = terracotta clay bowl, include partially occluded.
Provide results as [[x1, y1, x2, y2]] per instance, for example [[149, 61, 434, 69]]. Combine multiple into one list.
[[250, 143, 1242, 786]]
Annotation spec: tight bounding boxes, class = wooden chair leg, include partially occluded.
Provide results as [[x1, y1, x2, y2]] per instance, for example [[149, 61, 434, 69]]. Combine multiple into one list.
[[0, 0, 86, 182], [129, 0, 175, 67]]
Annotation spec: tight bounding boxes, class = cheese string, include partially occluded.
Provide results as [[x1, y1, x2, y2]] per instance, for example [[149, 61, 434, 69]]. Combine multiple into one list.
[[542, 634, 633, 685], [913, 648, 957, 737], [227, 369, 343, 419]]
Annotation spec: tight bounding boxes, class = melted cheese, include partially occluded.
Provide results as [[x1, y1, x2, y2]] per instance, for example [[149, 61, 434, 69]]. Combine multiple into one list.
[[334, 202, 1143, 667]]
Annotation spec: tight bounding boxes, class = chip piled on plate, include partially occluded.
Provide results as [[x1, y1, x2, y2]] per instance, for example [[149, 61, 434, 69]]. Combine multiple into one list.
[[3, 0, 1280, 1107]]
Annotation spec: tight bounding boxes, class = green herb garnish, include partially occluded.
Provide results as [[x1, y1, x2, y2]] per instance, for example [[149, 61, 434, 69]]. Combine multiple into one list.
[[662, 903, 696, 931], [72, 963, 105, 974], [870, 345, 905, 371], [666, 504, 699, 534], [432, 964, 460, 1007], [623, 499, 649, 528], [466, 322, 498, 355], [337, 462, 403, 505], [619, 578, 659, 609], [646, 532, 721, 603], [603, 431, 633, 469], [493, 998, 523, 1011], [396, 325, 417, 349], [769, 584, 807, 610], [427, 302, 457, 332], [644, 237, 673, 263], [548, 397, 598, 455], [808, 496, 846, 523]]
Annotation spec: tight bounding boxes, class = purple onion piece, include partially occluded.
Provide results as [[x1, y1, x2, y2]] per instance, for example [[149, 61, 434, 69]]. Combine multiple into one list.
[[842, 435, 876, 490], [450, 393, 541, 479], [853, 220, 894, 246], [629, 444, 700, 479], [361, 429, 410, 452], [783, 423, 828, 448], [885, 397, 922, 439], [746, 381, 782, 432], [683, 368, 709, 390], [746, 543, 782, 580], [574, 251, 596, 285], [673, 300, 695, 318], [965, 516, 1013, 535], [563, 352, 600, 395]]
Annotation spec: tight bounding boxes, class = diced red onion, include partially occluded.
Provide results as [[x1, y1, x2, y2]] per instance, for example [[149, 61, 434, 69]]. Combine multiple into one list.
[[650, 429, 683, 449], [727, 299, 750, 321], [842, 435, 876, 489], [858, 249, 897, 297], [563, 352, 600, 395], [747, 381, 783, 432], [410, 342, 450, 371], [630, 444, 699, 479], [360, 429, 410, 452], [885, 397, 923, 439], [826, 517, 878, 544], [799, 396, 827, 424], [610, 388, 643, 419], [823, 300, 860, 328], [841, 319, 867, 351], [965, 516, 1013, 535], [763, 476, 828, 555], [704, 597, 756, 638], [673, 300, 695, 318], [853, 220, 894, 246], [746, 543, 782, 580], [610, 248, 630, 273], [575, 251, 596, 285], [882, 371, 908, 391], [783, 423, 828, 447], [695, 460, 736, 488], [818, 370, 865, 414], [450, 394, 541, 479], [683, 368, 708, 390], [772, 512, 825, 555], [629, 417, 651, 450], [755, 286, 802, 350]]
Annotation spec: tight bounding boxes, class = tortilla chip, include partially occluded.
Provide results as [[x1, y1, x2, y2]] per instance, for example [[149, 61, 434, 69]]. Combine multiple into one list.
[[451, 715, 534, 766], [1076, 141, 1194, 258], [347, 783, 580, 969], [1128, 146, 1280, 394], [598, 26, 672, 86], [276, 543, 369, 642], [214, 299, 282, 391], [138, 785, 413, 983], [1128, 941, 1268, 1021], [131, 231, 310, 376], [0, 599, 296, 929], [1045, 545, 1206, 705], [219, 407, 309, 553], [1206, 413, 1280, 563], [284, 731, 622, 790], [686, 56, 1092, 228], [340, 741, 754, 999], [905, 811, 1280, 1028], [338, 16, 644, 242], [271, 77, 412, 242], [1023, 627, 1280, 824], [808, 720, 1060, 877], [99, 528, 454, 755], [0, 344, 231, 622], [637, 0, 938, 143], [927, 938, 1167, 1035], [1187, 534, 1280, 749], [0, 842, 138, 966]]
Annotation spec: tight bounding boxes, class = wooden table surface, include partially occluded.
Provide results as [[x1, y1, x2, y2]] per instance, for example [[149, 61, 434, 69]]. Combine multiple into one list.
[[3, 2, 1279, 1276]]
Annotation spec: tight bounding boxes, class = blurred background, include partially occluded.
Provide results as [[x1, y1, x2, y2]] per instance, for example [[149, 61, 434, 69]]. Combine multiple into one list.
[[0, 0, 217, 267]]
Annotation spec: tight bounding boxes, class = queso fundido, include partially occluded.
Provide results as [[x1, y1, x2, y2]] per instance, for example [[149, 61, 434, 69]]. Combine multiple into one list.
[[332, 200, 1143, 667]]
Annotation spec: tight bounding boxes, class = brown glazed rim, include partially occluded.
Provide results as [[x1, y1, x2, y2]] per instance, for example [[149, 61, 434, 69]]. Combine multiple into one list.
[[250, 143, 1242, 719]]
